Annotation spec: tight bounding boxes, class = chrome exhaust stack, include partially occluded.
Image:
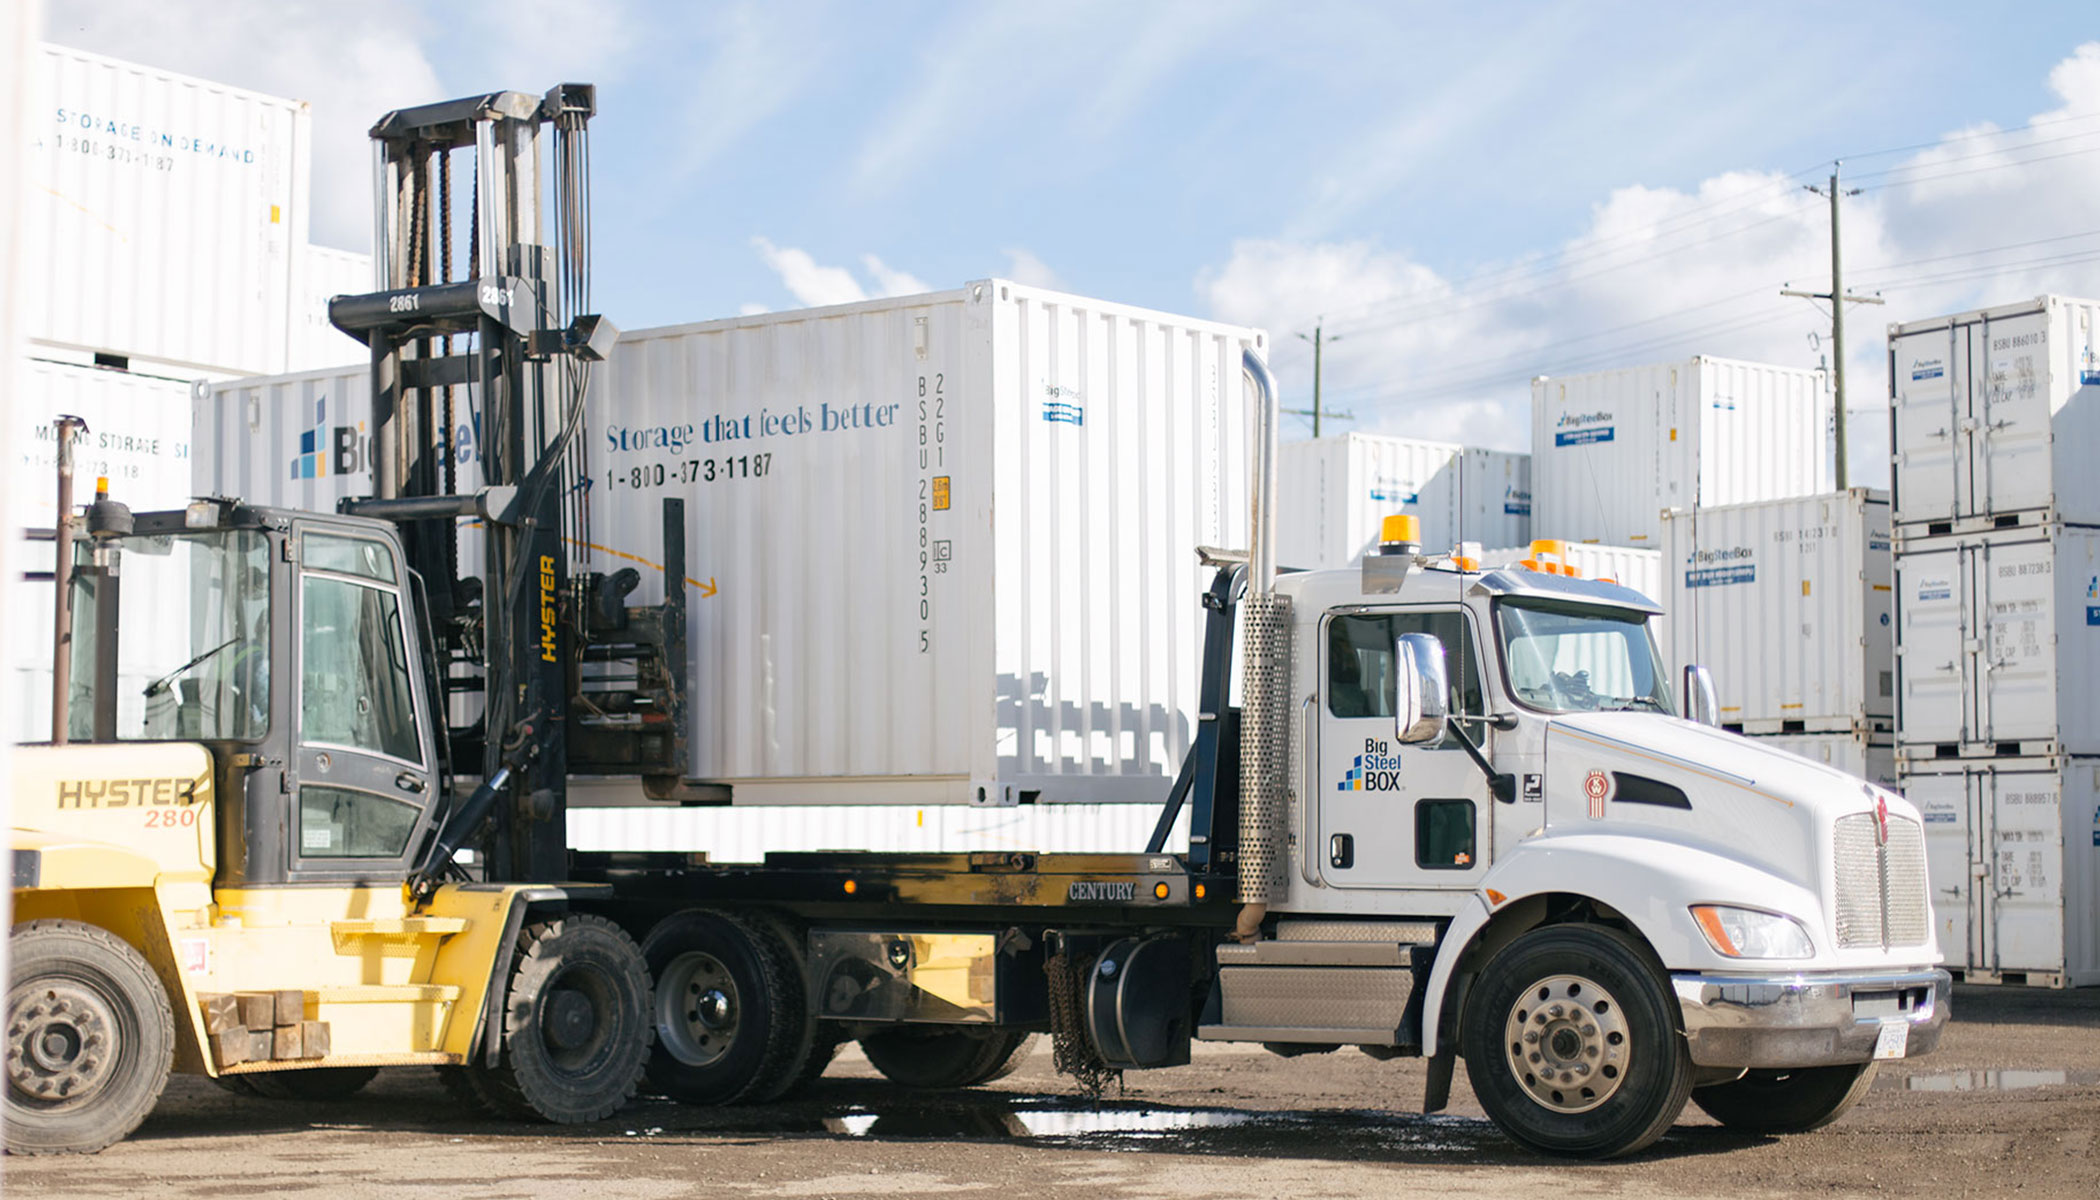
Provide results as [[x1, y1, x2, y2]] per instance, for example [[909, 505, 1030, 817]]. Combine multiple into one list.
[[1235, 348, 1289, 935]]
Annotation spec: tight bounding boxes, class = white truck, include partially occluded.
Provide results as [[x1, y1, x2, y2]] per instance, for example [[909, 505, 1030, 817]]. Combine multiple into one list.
[[574, 352, 1951, 1159]]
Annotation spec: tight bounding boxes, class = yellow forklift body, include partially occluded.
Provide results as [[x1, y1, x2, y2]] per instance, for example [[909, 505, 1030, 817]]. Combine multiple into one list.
[[12, 743, 528, 1076]]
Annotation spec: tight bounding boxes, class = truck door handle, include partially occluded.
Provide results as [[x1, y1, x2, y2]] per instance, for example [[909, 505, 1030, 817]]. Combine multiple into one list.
[[1329, 833, 1354, 870], [395, 772, 427, 795]]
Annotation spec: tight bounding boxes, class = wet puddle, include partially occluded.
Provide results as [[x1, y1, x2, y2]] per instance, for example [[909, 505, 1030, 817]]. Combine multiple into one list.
[[1885, 1068, 2100, 1093], [626, 1094, 1497, 1156]]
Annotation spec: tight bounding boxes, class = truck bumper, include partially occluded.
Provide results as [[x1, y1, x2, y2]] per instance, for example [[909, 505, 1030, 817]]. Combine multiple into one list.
[[1672, 968, 1951, 1069]]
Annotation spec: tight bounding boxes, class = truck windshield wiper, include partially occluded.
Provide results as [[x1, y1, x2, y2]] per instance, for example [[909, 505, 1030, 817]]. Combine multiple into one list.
[[1602, 696, 1669, 713], [142, 637, 238, 698]]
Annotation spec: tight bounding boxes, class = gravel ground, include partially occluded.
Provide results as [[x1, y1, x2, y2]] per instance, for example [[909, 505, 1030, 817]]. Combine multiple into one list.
[[9, 984, 2097, 1199]]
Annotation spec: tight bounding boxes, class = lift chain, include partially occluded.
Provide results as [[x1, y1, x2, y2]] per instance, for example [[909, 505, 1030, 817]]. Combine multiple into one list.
[[1044, 951, 1120, 1098]]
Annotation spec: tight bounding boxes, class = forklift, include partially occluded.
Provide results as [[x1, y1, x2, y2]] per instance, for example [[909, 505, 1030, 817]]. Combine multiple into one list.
[[7, 83, 686, 1154]]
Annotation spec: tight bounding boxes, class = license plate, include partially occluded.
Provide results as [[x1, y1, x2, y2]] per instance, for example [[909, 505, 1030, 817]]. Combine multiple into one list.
[[1872, 1017, 1910, 1060]]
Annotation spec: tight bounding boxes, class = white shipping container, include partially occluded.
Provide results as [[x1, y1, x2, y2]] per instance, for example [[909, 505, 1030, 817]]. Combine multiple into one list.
[[1889, 294, 2100, 532], [1757, 731, 1898, 790], [1532, 356, 1830, 546], [25, 44, 310, 376], [1660, 491, 1893, 734], [290, 243, 374, 372], [1907, 757, 2100, 986], [1894, 525, 2100, 756], [1277, 433, 1528, 569], [10, 357, 198, 742], [567, 801, 1188, 860], [198, 282, 1262, 808]]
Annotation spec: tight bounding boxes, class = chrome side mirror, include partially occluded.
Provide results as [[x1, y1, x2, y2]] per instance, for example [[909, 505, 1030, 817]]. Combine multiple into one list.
[[1682, 664, 1720, 727], [1395, 632, 1450, 745]]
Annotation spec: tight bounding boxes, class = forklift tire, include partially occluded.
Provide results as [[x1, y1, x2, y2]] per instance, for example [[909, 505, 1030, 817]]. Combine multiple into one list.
[[642, 911, 806, 1106], [474, 914, 653, 1124], [6, 920, 175, 1155], [1691, 1063, 1879, 1133], [860, 1028, 1036, 1089], [432, 1064, 498, 1116], [240, 1066, 381, 1102], [1460, 924, 1693, 1159]]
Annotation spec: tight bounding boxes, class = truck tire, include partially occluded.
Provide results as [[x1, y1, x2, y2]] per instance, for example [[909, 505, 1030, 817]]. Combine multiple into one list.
[[861, 1029, 1035, 1089], [1461, 924, 1692, 1159], [240, 1066, 381, 1102], [642, 911, 805, 1105], [779, 1026, 844, 1098], [473, 914, 653, 1124], [1691, 1063, 1878, 1133], [6, 919, 175, 1155]]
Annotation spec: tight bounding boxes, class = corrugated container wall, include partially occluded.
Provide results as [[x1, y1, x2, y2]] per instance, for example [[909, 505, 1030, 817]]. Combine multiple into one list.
[[590, 282, 1257, 805], [25, 44, 309, 376], [1909, 756, 2100, 986], [1532, 356, 1830, 546], [198, 282, 1261, 808], [1758, 731, 1899, 790], [1889, 295, 2100, 533], [1894, 524, 2100, 758], [10, 358, 196, 740], [1277, 433, 1528, 569], [1660, 491, 1893, 734], [290, 244, 373, 371]]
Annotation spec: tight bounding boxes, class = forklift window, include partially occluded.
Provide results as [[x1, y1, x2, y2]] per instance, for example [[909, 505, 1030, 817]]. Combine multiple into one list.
[[300, 574, 421, 765], [1327, 611, 1483, 725], [304, 532, 398, 584], [298, 785, 421, 858]]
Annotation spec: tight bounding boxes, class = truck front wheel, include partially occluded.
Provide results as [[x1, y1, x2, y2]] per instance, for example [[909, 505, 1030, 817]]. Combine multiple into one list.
[[642, 911, 806, 1105], [1461, 924, 1692, 1159], [6, 920, 175, 1155], [1691, 1063, 1878, 1133]]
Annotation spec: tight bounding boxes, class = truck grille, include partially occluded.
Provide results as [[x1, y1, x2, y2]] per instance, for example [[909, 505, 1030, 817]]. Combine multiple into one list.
[[1833, 813, 1929, 950]]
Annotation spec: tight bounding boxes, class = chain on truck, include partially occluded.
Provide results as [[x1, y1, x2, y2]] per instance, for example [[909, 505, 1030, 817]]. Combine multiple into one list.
[[8, 84, 1951, 1160]]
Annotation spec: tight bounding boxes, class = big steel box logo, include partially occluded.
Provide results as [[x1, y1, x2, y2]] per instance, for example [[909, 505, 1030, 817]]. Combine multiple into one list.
[[1338, 739, 1403, 791], [290, 396, 367, 480]]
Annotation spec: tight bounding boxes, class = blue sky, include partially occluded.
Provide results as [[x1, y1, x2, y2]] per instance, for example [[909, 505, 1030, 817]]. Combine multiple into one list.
[[46, 2, 2100, 471]]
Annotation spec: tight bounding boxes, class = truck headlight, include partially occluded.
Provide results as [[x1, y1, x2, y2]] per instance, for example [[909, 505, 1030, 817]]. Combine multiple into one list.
[[1690, 905, 1815, 959]]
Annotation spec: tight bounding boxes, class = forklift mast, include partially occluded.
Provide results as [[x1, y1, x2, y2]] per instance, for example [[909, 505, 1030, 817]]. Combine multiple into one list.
[[328, 85, 686, 883]]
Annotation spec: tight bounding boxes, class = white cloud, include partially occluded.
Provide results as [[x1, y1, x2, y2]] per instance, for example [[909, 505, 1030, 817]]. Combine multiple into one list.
[[1002, 247, 1062, 289], [860, 255, 928, 298], [750, 240, 930, 307], [1203, 40, 2100, 486], [738, 302, 771, 316]]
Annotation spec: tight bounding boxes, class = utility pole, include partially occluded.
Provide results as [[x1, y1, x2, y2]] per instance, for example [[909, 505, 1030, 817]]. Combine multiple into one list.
[[1782, 161, 1883, 490], [1289, 321, 1354, 437]]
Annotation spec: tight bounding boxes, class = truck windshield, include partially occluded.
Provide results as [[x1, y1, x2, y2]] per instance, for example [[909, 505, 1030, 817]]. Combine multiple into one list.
[[65, 529, 272, 741], [1495, 599, 1673, 716]]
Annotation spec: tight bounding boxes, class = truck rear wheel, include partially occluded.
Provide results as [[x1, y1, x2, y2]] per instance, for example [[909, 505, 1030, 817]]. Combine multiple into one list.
[[474, 914, 652, 1124], [642, 911, 806, 1105], [6, 920, 174, 1155], [1691, 1063, 1878, 1133], [861, 1028, 1035, 1089], [1461, 924, 1692, 1159]]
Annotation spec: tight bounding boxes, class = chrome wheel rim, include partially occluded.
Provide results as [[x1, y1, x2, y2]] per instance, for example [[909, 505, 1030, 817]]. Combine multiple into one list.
[[1501, 972, 1630, 1114], [657, 951, 739, 1067]]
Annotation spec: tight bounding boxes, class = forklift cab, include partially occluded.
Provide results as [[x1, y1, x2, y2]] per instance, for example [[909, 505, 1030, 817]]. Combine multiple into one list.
[[61, 498, 444, 888]]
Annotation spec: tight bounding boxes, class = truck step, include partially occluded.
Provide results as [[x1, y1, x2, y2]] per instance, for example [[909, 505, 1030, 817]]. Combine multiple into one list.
[[1217, 965, 1414, 1030], [1275, 919, 1438, 944], [1196, 1023, 1406, 1046], [1216, 940, 1416, 967], [329, 917, 470, 950]]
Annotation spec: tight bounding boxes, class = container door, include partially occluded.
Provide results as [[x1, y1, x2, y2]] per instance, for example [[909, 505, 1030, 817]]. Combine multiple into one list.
[[1894, 545, 1969, 746], [287, 525, 438, 881], [1909, 770, 1971, 970], [1974, 537, 2058, 748], [1316, 608, 1492, 891], [1986, 768, 2067, 975], [1890, 324, 1970, 527], [1971, 310, 2055, 520]]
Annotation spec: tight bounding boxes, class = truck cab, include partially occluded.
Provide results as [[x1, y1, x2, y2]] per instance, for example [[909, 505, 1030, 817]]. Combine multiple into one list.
[[1210, 533, 1951, 1154]]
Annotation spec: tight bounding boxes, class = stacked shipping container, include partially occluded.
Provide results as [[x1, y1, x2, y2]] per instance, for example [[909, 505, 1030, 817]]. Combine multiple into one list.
[[1276, 432, 1528, 568], [1889, 294, 2100, 987]]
